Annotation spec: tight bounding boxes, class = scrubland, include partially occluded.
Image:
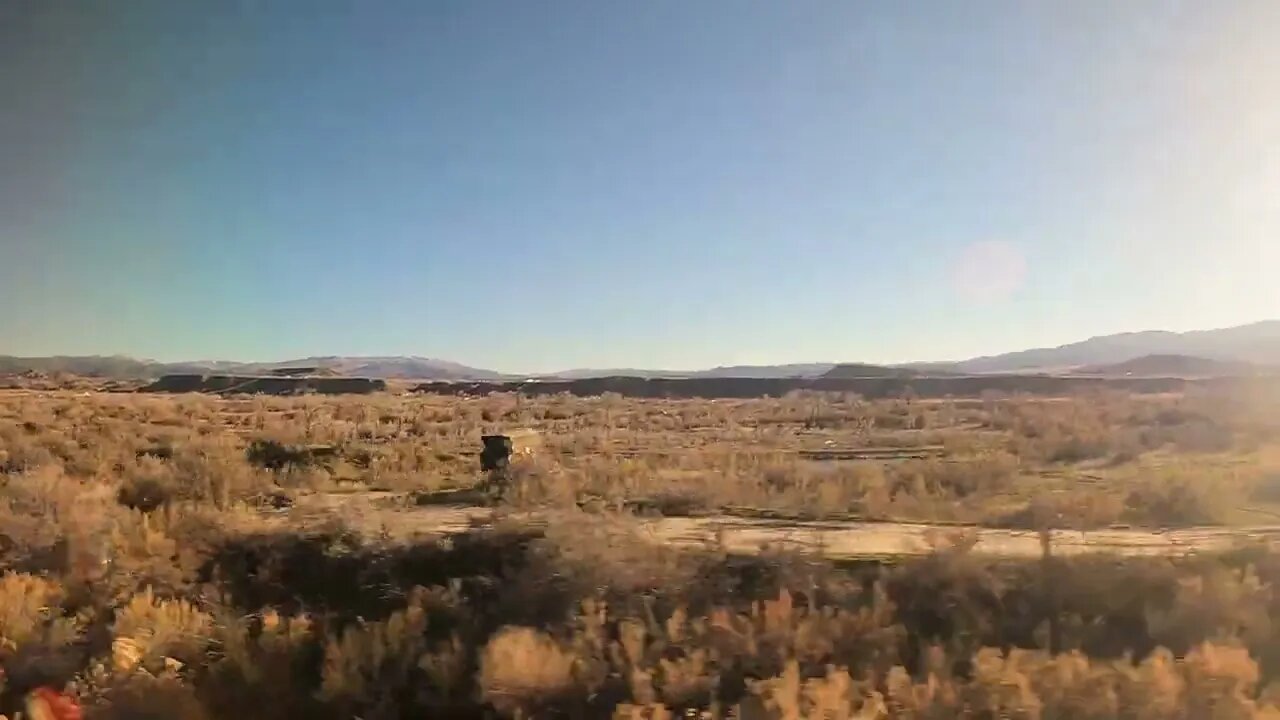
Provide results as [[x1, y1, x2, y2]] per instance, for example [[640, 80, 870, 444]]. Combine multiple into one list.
[[0, 384, 1279, 717]]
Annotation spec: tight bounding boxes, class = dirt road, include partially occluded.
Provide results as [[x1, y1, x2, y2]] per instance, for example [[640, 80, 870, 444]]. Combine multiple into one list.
[[278, 494, 1280, 560]]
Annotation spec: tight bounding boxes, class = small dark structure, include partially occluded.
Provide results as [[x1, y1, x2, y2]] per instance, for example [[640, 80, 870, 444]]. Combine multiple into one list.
[[480, 435, 514, 472], [477, 431, 542, 501]]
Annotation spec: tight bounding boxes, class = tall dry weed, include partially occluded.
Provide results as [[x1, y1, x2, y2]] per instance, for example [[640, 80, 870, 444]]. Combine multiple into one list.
[[479, 626, 578, 716]]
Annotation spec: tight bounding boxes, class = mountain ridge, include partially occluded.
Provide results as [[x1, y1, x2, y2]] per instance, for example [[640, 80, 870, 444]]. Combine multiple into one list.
[[918, 320, 1280, 374], [4, 319, 1278, 380], [0, 355, 505, 381], [1069, 354, 1269, 378]]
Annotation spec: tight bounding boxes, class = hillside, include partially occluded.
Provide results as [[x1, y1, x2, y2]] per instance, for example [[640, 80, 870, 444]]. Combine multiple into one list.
[[821, 363, 922, 379], [548, 363, 835, 380], [922, 320, 1280, 374], [547, 368, 689, 380], [1072, 354, 1265, 378], [7, 320, 1279, 382], [0, 355, 504, 381], [0, 355, 162, 378], [690, 363, 835, 379], [235, 356, 506, 380]]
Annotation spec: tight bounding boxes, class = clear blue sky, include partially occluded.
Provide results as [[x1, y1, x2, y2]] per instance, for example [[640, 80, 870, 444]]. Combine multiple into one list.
[[2, 1, 1277, 373]]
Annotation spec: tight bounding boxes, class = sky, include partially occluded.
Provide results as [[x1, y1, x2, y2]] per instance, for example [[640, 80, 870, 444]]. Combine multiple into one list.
[[1, 1, 1277, 373]]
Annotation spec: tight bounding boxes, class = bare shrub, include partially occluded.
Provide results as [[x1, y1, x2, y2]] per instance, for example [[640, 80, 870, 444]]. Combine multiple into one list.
[[1123, 468, 1243, 526], [318, 592, 431, 714], [0, 386, 1278, 717], [0, 573, 73, 653], [112, 587, 214, 670], [480, 626, 578, 715], [892, 452, 1019, 499]]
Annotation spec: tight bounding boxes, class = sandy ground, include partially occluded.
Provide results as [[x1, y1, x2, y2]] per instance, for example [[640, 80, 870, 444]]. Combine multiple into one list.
[[269, 492, 1280, 561]]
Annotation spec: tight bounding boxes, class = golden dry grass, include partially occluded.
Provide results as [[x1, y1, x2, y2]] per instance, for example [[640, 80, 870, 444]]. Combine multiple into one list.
[[0, 384, 1274, 717]]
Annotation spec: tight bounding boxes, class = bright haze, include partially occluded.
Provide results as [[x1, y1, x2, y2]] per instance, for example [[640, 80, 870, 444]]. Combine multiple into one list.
[[2, 1, 1277, 374]]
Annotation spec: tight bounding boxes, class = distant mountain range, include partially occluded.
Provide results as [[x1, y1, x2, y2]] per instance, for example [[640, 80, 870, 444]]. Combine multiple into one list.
[[908, 320, 1280, 374], [247, 356, 507, 380], [548, 363, 837, 380], [821, 363, 935, 380], [0, 355, 504, 381], [3, 320, 1278, 381], [1069, 354, 1266, 378]]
